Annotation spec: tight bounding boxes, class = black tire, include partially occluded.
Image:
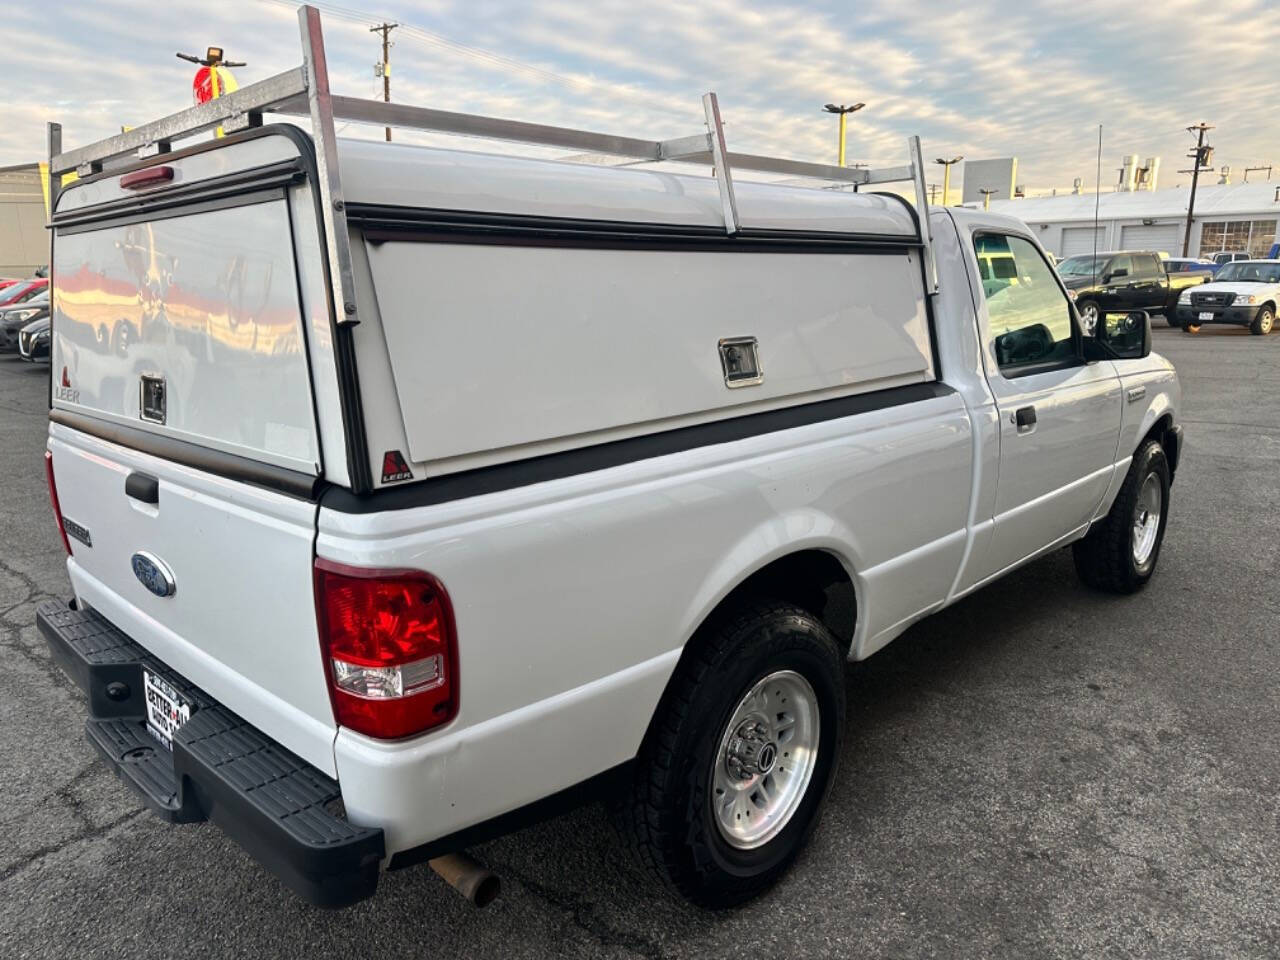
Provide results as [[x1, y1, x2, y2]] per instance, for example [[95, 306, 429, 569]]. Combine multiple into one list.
[[617, 601, 845, 909], [1073, 439, 1171, 593], [1250, 305, 1275, 336]]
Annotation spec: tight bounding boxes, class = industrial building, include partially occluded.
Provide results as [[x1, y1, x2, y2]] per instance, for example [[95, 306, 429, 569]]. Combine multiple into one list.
[[0, 163, 46, 277], [984, 177, 1280, 260]]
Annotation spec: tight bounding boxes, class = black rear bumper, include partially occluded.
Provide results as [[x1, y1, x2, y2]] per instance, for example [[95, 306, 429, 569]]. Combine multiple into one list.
[[36, 599, 384, 908]]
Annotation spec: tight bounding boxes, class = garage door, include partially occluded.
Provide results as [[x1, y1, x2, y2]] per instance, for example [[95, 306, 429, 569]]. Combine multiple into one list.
[[1061, 226, 1106, 258], [1119, 223, 1181, 255]]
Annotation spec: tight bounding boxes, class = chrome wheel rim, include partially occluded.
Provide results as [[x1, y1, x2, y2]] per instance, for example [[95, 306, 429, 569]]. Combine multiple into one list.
[[1132, 472, 1162, 566], [710, 670, 820, 850], [1081, 303, 1098, 335]]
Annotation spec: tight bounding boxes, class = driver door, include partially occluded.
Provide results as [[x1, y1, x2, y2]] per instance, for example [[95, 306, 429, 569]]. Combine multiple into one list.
[[970, 232, 1123, 579]]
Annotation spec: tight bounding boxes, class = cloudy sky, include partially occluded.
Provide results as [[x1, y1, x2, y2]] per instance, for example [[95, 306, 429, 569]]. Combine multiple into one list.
[[4, 0, 1277, 194]]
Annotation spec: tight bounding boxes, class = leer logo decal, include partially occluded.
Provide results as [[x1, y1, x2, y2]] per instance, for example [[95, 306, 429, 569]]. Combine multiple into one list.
[[381, 450, 413, 484], [54, 366, 79, 404]]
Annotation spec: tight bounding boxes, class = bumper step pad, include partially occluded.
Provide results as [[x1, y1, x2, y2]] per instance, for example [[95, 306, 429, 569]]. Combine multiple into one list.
[[37, 599, 384, 907]]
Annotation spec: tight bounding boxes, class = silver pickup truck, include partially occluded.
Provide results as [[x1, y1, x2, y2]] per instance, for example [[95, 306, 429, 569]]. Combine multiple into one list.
[[36, 5, 1182, 911]]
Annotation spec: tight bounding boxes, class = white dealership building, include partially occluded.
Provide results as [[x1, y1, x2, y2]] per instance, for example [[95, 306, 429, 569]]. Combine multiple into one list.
[[983, 180, 1280, 260]]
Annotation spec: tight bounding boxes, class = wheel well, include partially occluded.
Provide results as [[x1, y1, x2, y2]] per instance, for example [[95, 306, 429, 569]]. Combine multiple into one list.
[[704, 550, 857, 656], [1142, 413, 1178, 478]]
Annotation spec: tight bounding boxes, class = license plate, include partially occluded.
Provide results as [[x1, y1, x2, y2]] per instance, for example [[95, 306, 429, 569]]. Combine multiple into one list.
[[1199, 311, 1214, 321], [143, 669, 192, 750]]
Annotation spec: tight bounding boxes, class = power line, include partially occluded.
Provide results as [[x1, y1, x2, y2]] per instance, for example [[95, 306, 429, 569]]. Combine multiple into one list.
[[257, 0, 691, 122]]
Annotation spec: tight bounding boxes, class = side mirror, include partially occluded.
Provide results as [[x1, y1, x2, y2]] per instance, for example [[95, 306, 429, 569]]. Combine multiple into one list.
[[1097, 310, 1151, 360], [1103, 268, 1128, 282]]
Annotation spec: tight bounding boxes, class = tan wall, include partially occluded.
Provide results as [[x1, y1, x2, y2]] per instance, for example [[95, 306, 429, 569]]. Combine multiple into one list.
[[0, 169, 47, 277]]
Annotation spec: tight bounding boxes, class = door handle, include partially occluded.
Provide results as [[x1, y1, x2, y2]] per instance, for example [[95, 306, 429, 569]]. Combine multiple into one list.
[[125, 472, 159, 504], [1012, 406, 1037, 433]]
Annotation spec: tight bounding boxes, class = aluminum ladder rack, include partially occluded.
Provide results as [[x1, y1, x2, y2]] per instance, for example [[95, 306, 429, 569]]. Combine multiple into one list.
[[48, 3, 939, 331]]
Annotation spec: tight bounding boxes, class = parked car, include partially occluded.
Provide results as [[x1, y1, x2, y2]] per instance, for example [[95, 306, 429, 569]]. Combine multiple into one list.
[[1163, 257, 1215, 275], [36, 33, 1184, 912], [18, 315, 50, 362], [1174, 259, 1280, 335], [1056, 250, 1204, 332], [0, 277, 47, 306], [1211, 251, 1251, 270], [0, 292, 50, 352]]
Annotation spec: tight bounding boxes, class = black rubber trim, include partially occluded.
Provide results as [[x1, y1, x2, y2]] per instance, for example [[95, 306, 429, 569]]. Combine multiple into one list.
[[124, 471, 159, 504], [50, 408, 320, 501], [388, 762, 633, 870], [321, 380, 957, 514], [51, 160, 305, 231], [36, 599, 384, 909], [351, 203, 923, 253]]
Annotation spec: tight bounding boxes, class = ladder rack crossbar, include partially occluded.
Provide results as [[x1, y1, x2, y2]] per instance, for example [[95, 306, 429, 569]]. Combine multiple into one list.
[[51, 68, 308, 176]]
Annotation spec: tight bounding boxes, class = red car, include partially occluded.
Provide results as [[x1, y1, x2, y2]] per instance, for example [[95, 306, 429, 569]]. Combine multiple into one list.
[[0, 278, 48, 306]]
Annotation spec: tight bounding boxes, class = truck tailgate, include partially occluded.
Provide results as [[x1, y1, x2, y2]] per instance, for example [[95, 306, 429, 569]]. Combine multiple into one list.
[[48, 424, 336, 774]]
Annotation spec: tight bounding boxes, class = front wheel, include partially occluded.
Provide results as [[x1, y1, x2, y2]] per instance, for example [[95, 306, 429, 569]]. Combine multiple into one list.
[[617, 602, 844, 908], [1073, 439, 1171, 593], [1078, 300, 1100, 336], [1250, 306, 1275, 336]]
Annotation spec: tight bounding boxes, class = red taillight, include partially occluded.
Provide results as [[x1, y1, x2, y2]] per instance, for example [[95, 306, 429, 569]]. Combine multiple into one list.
[[314, 559, 458, 739], [45, 450, 72, 556]]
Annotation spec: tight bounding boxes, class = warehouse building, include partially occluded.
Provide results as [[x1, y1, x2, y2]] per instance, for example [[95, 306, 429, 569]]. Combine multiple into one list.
[[0, 163, 47, 277], [984, 180, 1280, 260]]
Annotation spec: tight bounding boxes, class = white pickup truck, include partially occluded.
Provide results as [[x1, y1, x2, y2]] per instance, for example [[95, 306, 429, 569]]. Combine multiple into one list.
[[1173, 258, 1280, 335], [37, 7, 1182, 911]]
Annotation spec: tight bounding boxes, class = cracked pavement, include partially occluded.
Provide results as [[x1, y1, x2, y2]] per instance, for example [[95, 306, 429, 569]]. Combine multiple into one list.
[[1, 326, 1278, 959]]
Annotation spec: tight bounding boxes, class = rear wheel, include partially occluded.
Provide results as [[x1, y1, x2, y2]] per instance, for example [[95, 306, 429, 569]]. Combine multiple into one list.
[[1250, 306, 1274, 336], [1073, 440, 1171, 593], [618, 602, 844, 908]]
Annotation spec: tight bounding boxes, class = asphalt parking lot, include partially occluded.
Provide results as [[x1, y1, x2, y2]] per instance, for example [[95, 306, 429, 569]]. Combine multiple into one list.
[[1, 325, 1277, 959]]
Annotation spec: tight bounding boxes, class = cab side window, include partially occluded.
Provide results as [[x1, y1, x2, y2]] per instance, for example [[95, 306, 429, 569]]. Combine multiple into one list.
[[1107, 254, 1133, 279], [974, 234, 1077, 375]]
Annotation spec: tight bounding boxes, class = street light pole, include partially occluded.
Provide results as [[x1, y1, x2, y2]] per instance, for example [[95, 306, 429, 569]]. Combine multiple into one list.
[[980, 188, 997, 210], [933, 156, 963, 206], [822, 102, 865, 167]]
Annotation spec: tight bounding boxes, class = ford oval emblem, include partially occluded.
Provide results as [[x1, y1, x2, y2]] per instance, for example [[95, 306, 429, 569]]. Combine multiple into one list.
[[131, 551, 176, 598]]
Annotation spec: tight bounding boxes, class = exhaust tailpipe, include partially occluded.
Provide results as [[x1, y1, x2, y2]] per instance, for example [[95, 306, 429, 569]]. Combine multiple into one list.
[[429, 852, 501, 907]]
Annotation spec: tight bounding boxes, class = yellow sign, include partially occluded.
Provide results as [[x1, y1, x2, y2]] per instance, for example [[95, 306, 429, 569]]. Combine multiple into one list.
[[38, 163, 79, 216]]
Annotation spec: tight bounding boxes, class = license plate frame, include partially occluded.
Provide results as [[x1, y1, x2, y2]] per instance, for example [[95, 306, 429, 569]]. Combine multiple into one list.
[[1198, 311, 1215, 321], [143, 669, 193, 750]]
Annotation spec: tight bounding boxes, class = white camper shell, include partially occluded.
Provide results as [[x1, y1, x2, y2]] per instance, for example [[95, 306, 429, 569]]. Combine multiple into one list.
[[38, 4, 1183, 912]]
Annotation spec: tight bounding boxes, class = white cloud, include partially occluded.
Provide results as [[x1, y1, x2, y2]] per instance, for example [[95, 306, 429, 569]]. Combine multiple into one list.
[[3, 0, 1276, 197]]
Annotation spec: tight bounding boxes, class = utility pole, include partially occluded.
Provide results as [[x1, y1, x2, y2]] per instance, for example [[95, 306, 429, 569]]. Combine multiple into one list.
[[1180, 123, 1213, 256], [980, 188, 997, 210], [371, 22, 398, 142], [822, 102, 865, 167], [933, 156, 963, 206]]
